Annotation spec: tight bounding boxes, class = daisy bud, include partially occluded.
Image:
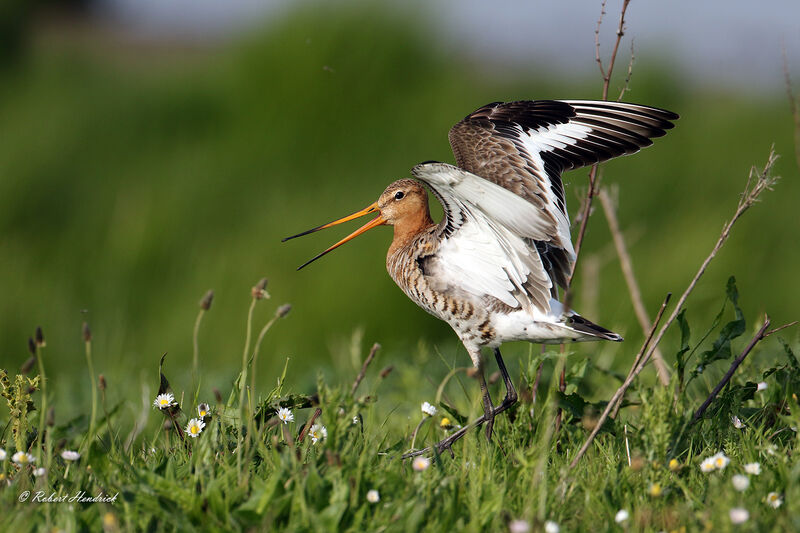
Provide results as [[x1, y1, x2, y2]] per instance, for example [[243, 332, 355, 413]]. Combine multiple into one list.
[[27, 337, 36, 356], [35, 326, 45, 348], [21, 356, 37, 374], [366, 489, 380, 503], [98, 374, 107, 391], [276, 304, 292, 318], [82, 322, 92, 342], [199, 290, 214, 310], [251, 278, 269, 300]]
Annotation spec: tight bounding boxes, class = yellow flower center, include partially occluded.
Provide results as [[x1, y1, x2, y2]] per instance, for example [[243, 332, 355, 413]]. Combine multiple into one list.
[[160, 399, 168, 406], [200, 410, 207, 417], [191, 426, 199, 435]]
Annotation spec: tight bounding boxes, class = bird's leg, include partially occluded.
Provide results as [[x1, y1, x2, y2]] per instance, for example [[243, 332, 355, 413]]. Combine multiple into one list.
[[477, 360, 497, 442], [491, 348, 518, 416]]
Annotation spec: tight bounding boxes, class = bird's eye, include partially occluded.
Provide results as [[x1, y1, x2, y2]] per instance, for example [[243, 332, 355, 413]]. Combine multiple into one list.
[[394, 191, 405, 200]]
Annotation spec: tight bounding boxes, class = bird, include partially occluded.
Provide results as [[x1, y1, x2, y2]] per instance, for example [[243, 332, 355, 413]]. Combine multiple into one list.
[[284, 99, 678, 456]]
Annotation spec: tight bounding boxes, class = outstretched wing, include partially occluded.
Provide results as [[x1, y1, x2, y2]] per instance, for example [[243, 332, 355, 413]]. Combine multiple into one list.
[[411, 162, 554, 314], [448, 100, 678, 288]]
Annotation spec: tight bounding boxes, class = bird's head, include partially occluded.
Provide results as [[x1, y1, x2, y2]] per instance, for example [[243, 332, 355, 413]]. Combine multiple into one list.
[[283, 179, 430, 270]]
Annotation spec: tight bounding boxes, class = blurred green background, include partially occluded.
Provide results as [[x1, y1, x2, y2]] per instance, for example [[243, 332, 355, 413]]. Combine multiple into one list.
[[1, 2, 798, 418]]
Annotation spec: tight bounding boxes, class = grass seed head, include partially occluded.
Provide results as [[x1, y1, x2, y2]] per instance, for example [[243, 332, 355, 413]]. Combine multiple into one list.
[[276, 304, 292, 318], [82, 322, 92, 342], [200, 290, 214, 310], [27, 337, 36, 356], [35, 326, 45, 348], [98, 374, 107, 391], [252, 278, 270, 300], [21, 356, 36, 375]]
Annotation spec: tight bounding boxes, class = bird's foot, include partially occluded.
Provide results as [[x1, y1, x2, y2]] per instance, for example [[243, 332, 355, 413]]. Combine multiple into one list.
[[401, 414, 487, 459]]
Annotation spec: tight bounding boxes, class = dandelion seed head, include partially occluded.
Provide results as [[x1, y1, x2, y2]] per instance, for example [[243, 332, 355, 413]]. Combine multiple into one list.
[[366, 489, 380, 503], [729, 507, 749, 524], [412, 456, 430, 471], [61, 450, 80, 461], [732, 474, 750, 492], [615, 509, 629, 523], [277, 407, 294, 424], [421, 402, 437, 417], [766, 492, 783, 508], [744, 463, 761, 475], [185, 418, 205, 438]]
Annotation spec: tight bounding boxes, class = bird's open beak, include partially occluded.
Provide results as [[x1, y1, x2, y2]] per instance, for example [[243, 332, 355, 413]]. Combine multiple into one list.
[[283, 201, 386, 270]]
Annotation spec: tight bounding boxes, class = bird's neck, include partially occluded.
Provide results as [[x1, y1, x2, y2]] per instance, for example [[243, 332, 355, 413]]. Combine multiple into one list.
[[388, 208, 435, 257]]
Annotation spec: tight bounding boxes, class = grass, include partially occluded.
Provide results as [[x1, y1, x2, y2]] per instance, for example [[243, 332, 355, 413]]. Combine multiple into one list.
[[1, 275, 798, 532]]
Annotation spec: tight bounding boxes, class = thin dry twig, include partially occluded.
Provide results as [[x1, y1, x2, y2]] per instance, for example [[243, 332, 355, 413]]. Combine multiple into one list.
[[618, 40, 636, 101], [569, 0, 631, 285], [571, 151, 780, 468], [782, 45, 800, 170], [692, 317, 771, 423], [599, 187, 670, 385], [351, 342, 381, 396]]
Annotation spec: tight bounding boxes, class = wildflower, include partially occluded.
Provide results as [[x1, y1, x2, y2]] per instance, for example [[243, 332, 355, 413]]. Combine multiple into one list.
[[0, 448, 6, 461], [353, 416, 359, 425], [744, 463, 761, 475], [277, 407, 294, 424], [197, 403, 210, 418], [412, 456, 430, 471], [544, 520, 560, 533], [421, 402, 437, 417], [756, 382, 768, 392], [732, 474, 750, 492], [440, 417, 453, 429], [731, 415, 744, 429], [33, 467, 45, 477], [185, 418, 206, 438], [729, 507, 749, 524], [310, 424, 327, 444], [103, 513, 119, 531], [766, 492, 783, 508], [700, 456, 716, 472], [61, 450, 80, 461], [648, 483, 662, 497], [153, 393, 176, 410], [366, 489, 380, 503], [711, 452, 730, 470], [509, 519, 530, 533], [615, 509, 629, 523], [668, 458, 680, 471], [11, 452, 35, 465]]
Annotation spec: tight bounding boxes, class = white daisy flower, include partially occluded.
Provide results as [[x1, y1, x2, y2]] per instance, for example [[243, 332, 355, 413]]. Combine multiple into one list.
[[766, 492, 783, 508], [153, 393, 176, 410], [732, 474, 750, 492], [277, 407, 294, 424], [615, 509, 629, 523], [11, 452, 35, 465], [421, 402, 437, 417], [185, 418, 206, 438], [310, 424, 327, 444], [412, 456, 430, 471], [731, 415, 744, 429], [0, 448, 6, 461], [700, 457, 716, 473], [366, 489, 380, 503], [744, 462, 761, 475], [544, 520, 560, 533], [33, 467, 46, 477], [197, 403, 210, 418], [711, 452, 730, 470], [729, 507, 749, 524], [508, 519, 530, 533], [352, 416, 359, 425], [757, 382, 768, 391], [61, 450, 80, 461]]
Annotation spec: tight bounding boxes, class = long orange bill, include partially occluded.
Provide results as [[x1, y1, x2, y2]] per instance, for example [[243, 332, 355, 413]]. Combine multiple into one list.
[[282, 202, 386, 270]]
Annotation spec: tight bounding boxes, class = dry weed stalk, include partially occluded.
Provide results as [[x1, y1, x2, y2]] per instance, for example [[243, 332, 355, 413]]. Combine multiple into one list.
[[570, 150, 780, 468]]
